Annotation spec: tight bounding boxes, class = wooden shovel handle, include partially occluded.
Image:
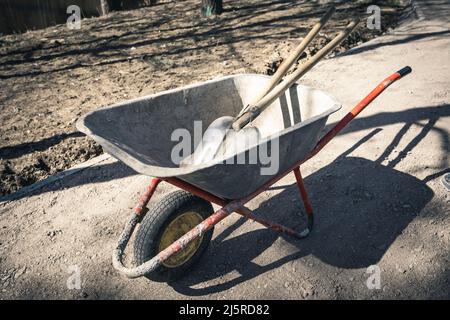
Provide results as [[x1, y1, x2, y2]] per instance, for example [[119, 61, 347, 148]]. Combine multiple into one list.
[[246, 5, 336, 109], [232, 19, 360, 131]]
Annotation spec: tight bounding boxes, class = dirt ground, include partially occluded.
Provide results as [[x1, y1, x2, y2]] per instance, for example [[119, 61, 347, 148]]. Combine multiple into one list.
[[0, 0, 411, 196]]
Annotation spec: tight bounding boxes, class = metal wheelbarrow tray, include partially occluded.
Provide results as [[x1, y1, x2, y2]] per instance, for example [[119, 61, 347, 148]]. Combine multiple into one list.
[[78, 74, 341, 200], [77, 67, 412, 281]]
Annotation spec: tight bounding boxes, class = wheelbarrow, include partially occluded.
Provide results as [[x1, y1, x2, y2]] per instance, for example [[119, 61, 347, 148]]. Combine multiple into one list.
[[77, 67, 412, 282]]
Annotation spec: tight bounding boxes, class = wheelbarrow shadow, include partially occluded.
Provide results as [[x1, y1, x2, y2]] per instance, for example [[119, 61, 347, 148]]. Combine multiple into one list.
[[169, 130, 434, 296]]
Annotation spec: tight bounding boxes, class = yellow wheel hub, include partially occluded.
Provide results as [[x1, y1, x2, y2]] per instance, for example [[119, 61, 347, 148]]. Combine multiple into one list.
[[158, 211, 204, 268]]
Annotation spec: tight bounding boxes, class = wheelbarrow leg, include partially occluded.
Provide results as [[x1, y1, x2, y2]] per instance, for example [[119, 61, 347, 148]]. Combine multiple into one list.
[[293, 167, 314, 232], [134, 178, 162, 217]]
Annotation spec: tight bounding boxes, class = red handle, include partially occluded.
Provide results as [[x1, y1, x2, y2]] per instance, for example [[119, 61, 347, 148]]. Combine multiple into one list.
[[309, 66, 412, 158]]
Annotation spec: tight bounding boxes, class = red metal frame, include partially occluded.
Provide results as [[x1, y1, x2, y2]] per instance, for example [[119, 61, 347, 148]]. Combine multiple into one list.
[[114, 67, 411, 278], [134, 178, 161, 216], [294, 167, 313, 218]]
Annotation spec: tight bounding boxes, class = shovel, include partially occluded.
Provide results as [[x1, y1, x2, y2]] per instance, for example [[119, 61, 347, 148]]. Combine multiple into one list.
[[243, 5, 336, 111], [182, 13, 359, 166], [233, 19, 359, 130], [181, 7, 336, 167]]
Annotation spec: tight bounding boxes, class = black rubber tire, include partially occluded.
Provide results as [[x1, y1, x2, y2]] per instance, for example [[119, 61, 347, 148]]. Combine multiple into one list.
[[134, 190, 214, 282]]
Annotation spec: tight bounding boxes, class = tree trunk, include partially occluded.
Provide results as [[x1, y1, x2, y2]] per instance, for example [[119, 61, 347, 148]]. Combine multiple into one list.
[[99, 0, 109, 15], [201, 0, 223, 17]]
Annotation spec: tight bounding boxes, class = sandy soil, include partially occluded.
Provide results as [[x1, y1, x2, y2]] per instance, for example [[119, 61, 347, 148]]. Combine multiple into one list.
[[0, 0, 410, 196]]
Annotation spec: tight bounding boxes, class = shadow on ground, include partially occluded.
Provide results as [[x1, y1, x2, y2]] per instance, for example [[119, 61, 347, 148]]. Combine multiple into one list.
[[342, 29, 450, 57], [168, 128, 435, 295], [0, 132, 84, 160]]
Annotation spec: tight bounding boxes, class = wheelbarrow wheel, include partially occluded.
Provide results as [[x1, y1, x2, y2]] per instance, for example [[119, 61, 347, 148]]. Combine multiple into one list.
[[134, 190, 214, 282]]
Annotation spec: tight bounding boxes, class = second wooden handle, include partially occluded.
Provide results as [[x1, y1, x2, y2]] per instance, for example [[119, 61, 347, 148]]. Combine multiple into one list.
[[247, 5, 336, 108], [232, 19, 360, 131]]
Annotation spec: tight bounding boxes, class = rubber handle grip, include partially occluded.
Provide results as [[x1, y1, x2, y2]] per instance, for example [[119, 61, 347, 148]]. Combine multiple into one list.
[[397, 66, 412, 77]]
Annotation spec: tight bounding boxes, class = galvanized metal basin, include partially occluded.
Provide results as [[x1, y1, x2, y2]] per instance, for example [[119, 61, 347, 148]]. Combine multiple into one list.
[[77, 74, 341, 200]]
